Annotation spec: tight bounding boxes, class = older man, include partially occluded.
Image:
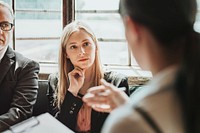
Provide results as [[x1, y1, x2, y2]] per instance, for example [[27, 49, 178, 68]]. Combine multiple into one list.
[[0, 1, 39, 131]]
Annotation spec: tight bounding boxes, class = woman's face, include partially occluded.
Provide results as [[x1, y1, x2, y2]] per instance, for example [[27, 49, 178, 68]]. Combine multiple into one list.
[[65, 29, 96, 69]]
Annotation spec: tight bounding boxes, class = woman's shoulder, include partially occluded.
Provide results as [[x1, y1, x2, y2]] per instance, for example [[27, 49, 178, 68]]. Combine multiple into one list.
[[101, 103, 154, 133]]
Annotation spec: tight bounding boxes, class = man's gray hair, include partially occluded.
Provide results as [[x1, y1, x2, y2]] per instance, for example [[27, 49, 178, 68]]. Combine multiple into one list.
[[0, 1, 14, 20]]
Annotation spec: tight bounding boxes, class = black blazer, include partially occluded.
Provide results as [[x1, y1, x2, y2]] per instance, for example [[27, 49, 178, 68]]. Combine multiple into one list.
[[0, 47, 39, 131], [48, 71, 129, 133]]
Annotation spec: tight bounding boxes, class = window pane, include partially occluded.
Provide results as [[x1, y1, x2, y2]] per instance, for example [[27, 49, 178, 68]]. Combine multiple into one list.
[[15, 40, 59, 63], [76, 13, 125, 39], [99, 42, 128, 65], [16, 0, 60, 10], [14, 0, 61, 63], [15, 12, 61, 38], [1, 0, 11, 5], [76, 0, 120, 10]]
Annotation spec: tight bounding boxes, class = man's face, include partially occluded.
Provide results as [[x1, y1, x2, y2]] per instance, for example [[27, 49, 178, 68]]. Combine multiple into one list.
[[0, 6, 13, 50]]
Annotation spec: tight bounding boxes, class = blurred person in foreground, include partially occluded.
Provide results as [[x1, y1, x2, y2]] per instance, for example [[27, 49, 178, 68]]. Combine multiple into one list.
[[83, 0, 200, 132], [0, 1, 39, 131]]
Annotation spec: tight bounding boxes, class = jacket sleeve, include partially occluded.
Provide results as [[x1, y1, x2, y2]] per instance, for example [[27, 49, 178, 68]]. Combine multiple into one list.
[[56, 91, 83, 130], [0, 60, 39, 132]]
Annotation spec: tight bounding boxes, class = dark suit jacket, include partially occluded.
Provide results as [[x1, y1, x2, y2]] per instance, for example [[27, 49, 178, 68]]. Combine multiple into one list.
[[0, 46, 39, 131], [48, 71, 129, 133]]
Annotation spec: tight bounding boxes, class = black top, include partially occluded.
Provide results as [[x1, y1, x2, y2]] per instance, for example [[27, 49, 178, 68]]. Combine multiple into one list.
[[48, 71, 129, 133]]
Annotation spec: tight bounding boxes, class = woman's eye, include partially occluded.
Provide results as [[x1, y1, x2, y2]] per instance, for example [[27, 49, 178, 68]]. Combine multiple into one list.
[[84, 42, 89, 46], [70, 45, 77, 49]]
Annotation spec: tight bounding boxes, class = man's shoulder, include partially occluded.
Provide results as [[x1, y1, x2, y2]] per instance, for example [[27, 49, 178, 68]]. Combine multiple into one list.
[[14, 51, 39, 67], [14, 51, 30, 62]]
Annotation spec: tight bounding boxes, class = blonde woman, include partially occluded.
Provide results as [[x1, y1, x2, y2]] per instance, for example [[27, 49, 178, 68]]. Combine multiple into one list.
[[48, 21, 129, 133]]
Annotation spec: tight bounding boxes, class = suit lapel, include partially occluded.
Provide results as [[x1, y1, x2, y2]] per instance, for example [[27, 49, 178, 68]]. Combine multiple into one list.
[[0, 47, 15, 85]]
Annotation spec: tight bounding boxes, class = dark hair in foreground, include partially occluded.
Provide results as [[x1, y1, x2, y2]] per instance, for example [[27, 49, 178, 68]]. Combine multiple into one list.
[[120, 0, 200, 132]]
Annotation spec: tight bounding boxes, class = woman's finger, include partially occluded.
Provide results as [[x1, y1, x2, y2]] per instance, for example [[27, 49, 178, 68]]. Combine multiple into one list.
[[69, 67, 84, 77], [87, 85, 106, 93], [83, 92, 108, 103], [75, 66, 86, 75], [91, 105, 112, 113], [100, 79, 116, 92]]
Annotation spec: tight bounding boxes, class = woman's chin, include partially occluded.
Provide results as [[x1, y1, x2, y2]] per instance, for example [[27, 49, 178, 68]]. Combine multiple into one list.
[[77, 63, 93, 70], [75, 65, 88, 70]]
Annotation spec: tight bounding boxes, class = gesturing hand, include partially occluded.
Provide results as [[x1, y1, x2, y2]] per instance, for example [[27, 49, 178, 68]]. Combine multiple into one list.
[[83, 79, 129, 113], [68, 67, 86, 96]]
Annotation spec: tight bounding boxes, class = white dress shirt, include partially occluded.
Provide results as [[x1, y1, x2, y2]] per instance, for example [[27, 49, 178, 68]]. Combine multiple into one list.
[[0, 45, 8, 63]]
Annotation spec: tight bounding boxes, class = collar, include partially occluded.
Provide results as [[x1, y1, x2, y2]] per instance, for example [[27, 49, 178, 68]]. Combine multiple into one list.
[[0, 45, 8, 63]]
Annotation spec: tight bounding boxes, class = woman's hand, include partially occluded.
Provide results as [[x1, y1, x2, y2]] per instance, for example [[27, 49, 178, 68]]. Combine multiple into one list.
[[68, 67, 85, 96], [83, 79, 129, 113]]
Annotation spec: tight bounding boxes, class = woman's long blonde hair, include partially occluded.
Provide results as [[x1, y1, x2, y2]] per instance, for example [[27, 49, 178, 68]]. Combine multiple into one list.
[[57, 21, 104, 108]]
